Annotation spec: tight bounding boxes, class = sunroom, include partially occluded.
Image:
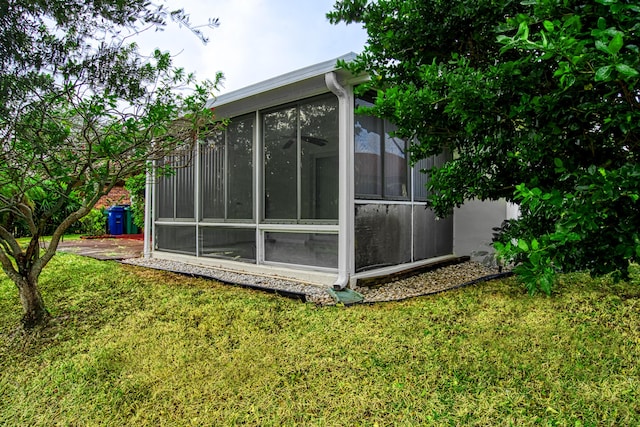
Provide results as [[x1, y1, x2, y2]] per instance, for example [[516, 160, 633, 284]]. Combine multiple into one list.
[[147, 53, 511, 289]]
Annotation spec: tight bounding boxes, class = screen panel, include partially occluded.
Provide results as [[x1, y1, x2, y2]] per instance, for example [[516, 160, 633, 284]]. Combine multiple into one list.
[[155, 225, 196, 255], [227, 117, 254, 220], [264, 107, 297, 220], [201, 132, 225, 219], [354, 204, 412, 272], [300, 96, 339, 220], [200, 227, 256, 262], [264, 232, 338, 269]]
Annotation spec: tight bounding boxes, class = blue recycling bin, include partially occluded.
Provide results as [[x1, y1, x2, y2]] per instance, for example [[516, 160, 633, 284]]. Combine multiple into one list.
[[107, 206, 125, 235]]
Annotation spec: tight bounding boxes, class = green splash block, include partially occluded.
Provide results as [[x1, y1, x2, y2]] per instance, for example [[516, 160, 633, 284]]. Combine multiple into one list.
[[327, 288, 364, 305]]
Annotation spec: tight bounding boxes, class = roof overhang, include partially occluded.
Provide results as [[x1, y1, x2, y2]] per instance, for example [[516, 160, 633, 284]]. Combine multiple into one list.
[[206, 52, 360, 118]]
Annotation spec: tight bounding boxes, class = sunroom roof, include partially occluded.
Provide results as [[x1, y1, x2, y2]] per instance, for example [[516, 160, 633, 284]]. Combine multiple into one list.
[[205, 52, 358, 110]]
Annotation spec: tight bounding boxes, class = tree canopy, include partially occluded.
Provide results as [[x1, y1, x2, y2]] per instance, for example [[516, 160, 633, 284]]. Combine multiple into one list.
[[329, 0, 640, 293], [1, 1, 221, 327]]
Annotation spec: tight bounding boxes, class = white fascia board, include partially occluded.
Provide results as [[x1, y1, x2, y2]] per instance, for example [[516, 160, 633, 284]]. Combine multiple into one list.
[[205, 52, 358, 110]]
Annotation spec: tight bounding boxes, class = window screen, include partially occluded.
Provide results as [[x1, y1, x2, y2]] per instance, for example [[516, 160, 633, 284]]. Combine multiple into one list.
[[227, 117, 254, 219], [201, 116, 254, 221], [156, 163, 175, 219], [264, 232, 338, 269], [155, 225, 196, 254], [300, 97, 339, 220], [201, 132, 225, 219], [263, 95, 339, 222], [200, 227, 256, 262], [354, 97, 382, 197], [156, 150, 196, 220], [354, 96, 409, 200], [414, 149, 452, 202], [264, 107, 297, 220], [354, 204, 412, 271], [384, 123, 408, 198]]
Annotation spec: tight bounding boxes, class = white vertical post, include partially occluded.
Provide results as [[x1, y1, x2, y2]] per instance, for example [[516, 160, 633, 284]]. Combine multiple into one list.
[[194, 142, 201, 257], [325, 72, 354, 289], [254, 110, 263, 264], [143, 161, 153, 258]]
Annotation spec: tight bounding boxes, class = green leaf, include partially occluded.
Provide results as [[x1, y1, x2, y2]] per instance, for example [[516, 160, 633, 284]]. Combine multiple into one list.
[[496, 35, 512, 45], [517, 21, 529, 41], [595, 40, 610, 54], [541, 31, 548, 48], [597, 17, 606, 30], [531, 239, 539, 250], [543, 20, 554, 32], [595, 65, 613, 81], [539, 272, 553, 295], [567, 232, 582, 242], [518, 239, 530, 252], [608, 32, 624, 54], [529, 251, 542, 266], [595, 65, 613, 82], [615, 64, 640, 78]]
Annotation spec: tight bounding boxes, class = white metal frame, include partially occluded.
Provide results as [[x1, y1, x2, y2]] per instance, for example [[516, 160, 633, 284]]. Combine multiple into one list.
[[149, 54, 505, 288]]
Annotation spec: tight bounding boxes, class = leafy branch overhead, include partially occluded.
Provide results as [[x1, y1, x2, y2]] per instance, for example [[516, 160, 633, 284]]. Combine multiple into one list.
[[330, 0, 639, 294], [0, 0, 222, 327]]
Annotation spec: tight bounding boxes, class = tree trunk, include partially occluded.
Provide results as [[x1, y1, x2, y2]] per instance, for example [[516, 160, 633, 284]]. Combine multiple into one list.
[[17, 275, 49, 328]]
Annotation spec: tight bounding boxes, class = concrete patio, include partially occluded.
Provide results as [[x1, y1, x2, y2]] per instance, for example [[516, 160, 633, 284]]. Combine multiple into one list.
[[56, 235, 143, 261]]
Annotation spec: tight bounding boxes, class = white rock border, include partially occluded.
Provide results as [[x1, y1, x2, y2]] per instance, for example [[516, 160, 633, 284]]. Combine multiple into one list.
[[122, 257, 509, 305]]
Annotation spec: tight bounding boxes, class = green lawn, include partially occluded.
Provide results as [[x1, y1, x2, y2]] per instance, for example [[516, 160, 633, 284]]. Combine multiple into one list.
[[15, 234, 83, 247], [1, 253, 639, 426]]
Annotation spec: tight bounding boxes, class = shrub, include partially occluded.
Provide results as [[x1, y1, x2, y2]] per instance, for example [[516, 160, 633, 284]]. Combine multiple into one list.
[[78, 208, 107, 236], [125, 173, 146, 230]]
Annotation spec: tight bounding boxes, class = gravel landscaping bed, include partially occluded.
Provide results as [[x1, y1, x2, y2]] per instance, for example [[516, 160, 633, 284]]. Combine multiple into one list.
[[123, 257, 508, 305], [353, 261, 507, 303]]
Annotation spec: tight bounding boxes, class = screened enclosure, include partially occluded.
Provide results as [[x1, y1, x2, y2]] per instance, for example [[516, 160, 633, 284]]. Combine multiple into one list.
[[150, 55, 507, 287], [154, 93, 342, 271], [353, 94, 453, 272]]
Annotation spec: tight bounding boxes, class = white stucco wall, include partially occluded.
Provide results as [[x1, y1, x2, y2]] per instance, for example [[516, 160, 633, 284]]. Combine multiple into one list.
[[453, 199, 509, 263]]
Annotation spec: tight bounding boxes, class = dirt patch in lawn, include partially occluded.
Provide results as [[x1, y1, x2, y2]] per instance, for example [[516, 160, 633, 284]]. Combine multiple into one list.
[[56, 236, 143, 260]]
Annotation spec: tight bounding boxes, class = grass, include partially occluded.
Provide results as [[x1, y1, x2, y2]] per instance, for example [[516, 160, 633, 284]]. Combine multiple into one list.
[[1, 253, 639, 426], [14, 234, 83, 247]]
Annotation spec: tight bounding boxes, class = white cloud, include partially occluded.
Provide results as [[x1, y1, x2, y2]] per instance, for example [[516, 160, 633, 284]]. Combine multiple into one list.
[[133, 0, 367, 93]]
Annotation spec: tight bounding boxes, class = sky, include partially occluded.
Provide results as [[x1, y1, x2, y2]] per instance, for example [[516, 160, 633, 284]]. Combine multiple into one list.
[[134, 0, 368, 95]]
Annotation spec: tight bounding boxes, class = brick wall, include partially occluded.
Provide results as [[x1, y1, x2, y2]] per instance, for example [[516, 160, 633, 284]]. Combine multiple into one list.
[[95, 185, 131, 209]]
